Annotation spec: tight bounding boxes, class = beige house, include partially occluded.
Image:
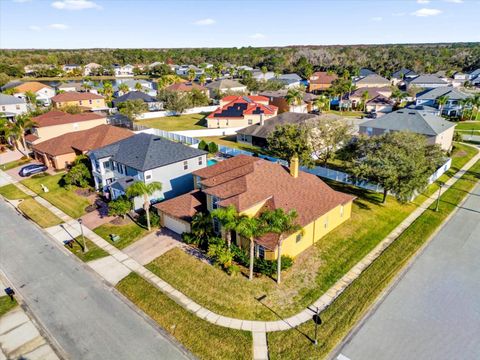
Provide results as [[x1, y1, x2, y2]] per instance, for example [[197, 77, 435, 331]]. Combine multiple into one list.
[[206, 95, 278, 128], [26, 110, 107, 146], [354, 74, 391, 88], [51, 92, 107, 110]]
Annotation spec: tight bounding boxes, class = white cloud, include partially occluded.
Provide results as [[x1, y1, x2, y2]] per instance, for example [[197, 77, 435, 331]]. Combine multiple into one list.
[[249, 33, 266, 39], [411, 8, 442, 16], [193, 18, 216, 26], [416, 0, 430, 3], [51, 0, 101, 10], [371, 16, 383, 21], [48, 23, 69, 30], [28, 25, 41, 31]]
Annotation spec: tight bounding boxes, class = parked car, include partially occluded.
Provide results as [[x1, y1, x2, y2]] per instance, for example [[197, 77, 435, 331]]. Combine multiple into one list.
[[366, 111, 378, 119], [19, 164, 47, 177]]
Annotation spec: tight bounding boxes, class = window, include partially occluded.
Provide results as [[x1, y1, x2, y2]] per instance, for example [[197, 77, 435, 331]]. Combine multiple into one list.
[[248, 119, 253, 125], [104, 161, 110, 169], [198, 157, 203, 166], [145, 174, 152, 180], [212, 196, 219, 209], [195, 176, 202, 189], [79, 100, 83, 105], [257, 245, 265, 259], [213, 218, 220, 234], [296, 234, 302, 243], [366, 127, 373, 136], [112, 161, 117, 171], [89, 100, 92, 104], [1, 106, 5, 111], [324, 216, 329, 229], [183, 160, 188, 170], [340, 205, 344, 218]]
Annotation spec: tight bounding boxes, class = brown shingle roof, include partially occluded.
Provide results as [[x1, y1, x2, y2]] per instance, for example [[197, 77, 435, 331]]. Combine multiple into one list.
[[32, 124, 133, 156], [14, 81, 52, 93], [165, 83, 206, 92], [154, 190, 206, 222], [32, 110, 105, 127], [309, 72, 338, 85], [52, 91, 104, 102]]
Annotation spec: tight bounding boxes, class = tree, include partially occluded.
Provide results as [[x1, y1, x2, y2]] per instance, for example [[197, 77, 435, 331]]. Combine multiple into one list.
[[134, 82, 143, 92], [24, 91, 37, 106], [308, 117, 353, 165], [0, 73, 12, 87], [208, 141, 218, 154], [118, 83, 129, 94], [198, 74, 207, 86], [330, 78, 353, 111], [187, 68, 196, 82], [198, 139, 208, 151], [62, 161, 91, 188], [471, 94, 480, 120], [13, 113, 36, 151], [235, 215, 263, 280], [118, 99, 148, 120], [211, 205, 238, 248], [390, 87, 406, 104], [267, 124, 313, 166], [259, 208, 302, 284], [314, 94, 330, 112], [260, 66, 268, 81], [361, 90, 370, 111], [60, 104, 83, 114], [345, 132, 445, 203], [126, 181, 162, 231], [189, 88, 209, 107], [187, 212, 214, 249], [0, 119, 17, 147], [100, 81, 114, 102], [285, 87, 305, 108], [157, 89, 191, 114], [436, 95, 449, 112], [108, 196, 132, 218]]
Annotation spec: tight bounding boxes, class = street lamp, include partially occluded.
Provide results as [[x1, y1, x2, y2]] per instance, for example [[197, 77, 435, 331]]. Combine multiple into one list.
[[78, 218, 87, 253], [435, 182, 444, 212], [313, 307, 321, 346]]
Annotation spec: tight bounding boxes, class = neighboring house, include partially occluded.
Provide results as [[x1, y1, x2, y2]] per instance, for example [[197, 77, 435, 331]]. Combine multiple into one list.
[[32, 124, 133, 170], [346, 87, 392, 108], [406, 74, 449, 90], [114, 79, 156, 97], [164, 82, 209, 97], [468, 68, 480, 80], [391, 68, 418, 85], [415, 86, 471, 117], [88, 133, 207, 209], [365, 95, 394, 114], [175, 65, 204, 77], [259, 90, 316, 113], [206, 95, 278, 129], [277, 73, 303, 89], [113, 64, 134, 77], [354, 74, 390, 88], [23, 64, 56, 76], [308, 71, 338, 92], [359, 68, 376, 77], [112, 91, 162, 111], [84, 63, 102, 76], [0, 94, 28, 118], [155, 155, 355, 260], [13, 82, 56, 106], [451, 72, 469, 87], [51, 92, 107, 111], [359, 109, 456, 151], [252, 70, 275, 81], [236, 112, 319, 147], [149, 61, 164, 68], [62, 64, 81, 73], [57, 82, 84, 93], [205, 79, 247, 97], [26, 110, 107, 146]]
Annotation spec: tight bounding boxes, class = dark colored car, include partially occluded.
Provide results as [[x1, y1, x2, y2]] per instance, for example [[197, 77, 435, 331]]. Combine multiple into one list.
[[18, 164, 48, 177], [366, 111, 378, 119]]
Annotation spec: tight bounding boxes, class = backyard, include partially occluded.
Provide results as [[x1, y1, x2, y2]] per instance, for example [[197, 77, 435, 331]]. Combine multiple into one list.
[[199, 135, 264, 154], [135, 113, 207, 131]]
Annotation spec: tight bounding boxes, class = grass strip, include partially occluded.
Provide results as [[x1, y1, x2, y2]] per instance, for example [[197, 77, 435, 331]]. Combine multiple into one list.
[[65, 236, 109, 262], [17, 198, 63, 228], [0, 184, 29, 200], [0, 296, 17, 317]]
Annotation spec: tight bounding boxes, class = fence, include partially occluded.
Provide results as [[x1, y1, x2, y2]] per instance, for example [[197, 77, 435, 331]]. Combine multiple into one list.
[[218, 145, 253, 157], [172, 127, 244, 137], [136, 105, 218, 120]]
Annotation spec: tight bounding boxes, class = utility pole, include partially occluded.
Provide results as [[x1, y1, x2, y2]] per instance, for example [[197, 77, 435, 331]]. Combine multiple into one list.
[[78, 218, 88, 253], [313, 307, 321, 346], [435, 182, 443, 212]]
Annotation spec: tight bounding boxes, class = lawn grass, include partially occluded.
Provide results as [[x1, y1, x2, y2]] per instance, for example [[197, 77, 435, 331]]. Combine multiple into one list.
[[146, 187, 417, 321], [65, 236, 109, 262], [0, 184, 29, 200], [267, 159, 480, 360], [199, 135, 264, 154], [325, 110, 364, 118], [17, 198, 63, 228], [455, 122, 480, 131], [1, 157, 31, 171], [136, 113, 207, 131], [21, 173, 90, 218], [116, 272, 252, 360], [93, 221, 149, 249], [0, 296, 17, 317]]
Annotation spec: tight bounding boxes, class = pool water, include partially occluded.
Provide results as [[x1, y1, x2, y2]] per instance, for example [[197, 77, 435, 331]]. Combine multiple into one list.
[[207, 159, 218, 166]]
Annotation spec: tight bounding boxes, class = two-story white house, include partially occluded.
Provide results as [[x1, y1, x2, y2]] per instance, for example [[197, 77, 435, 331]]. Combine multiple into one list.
[[0, 94, 28, 119], [415, 86, 471, 117], [88, 133, 208, 209], [113, 64, 134, 77]]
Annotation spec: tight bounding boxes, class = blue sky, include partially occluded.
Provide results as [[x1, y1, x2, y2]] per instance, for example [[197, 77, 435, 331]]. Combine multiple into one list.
[[1, 0, 479, 49]]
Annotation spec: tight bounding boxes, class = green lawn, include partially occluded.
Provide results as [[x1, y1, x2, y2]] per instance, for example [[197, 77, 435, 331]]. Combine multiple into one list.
[[21, 173, 90, 218], [93, 221, 149, 249], [17, 198, 63, 228], [116, 273, 252, 360], [146, 187, 417, 321], [1, 157, 31, 171], [268, 159, 480, 360], [199, 135, 264, 154], [0, 296, 17, 317], [325, 110, 364, 118], [65, 236, 109, 262], [455, 122, 480, 131], [0, 184, 29, 200], [136, 113, 207, 131]]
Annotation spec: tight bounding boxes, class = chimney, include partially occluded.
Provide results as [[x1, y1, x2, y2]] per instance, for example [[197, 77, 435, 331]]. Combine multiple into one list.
[[259, 114, 264, 126], [290, 156, 299, 178]]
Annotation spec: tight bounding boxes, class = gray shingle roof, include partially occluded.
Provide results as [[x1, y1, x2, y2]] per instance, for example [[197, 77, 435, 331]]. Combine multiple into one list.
[[407, 74, 448, 85], [361, 109, 455, 136], [112, 91, 158, 106], [0, 94, 26, 105], [392, 68, 417, 79], [205, 79, 246, 90], [416, 86, 470, 101], [89, 133, 207, 171], [355, 74, 390, 86]]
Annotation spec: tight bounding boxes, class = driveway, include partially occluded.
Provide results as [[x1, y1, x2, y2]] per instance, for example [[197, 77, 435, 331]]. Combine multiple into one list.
[[123, 228, 183, 265], [0, 148, 24, 165], [5, 163, 58, 182], [335, 183, 480, 360], [0, 200, 191, 360]]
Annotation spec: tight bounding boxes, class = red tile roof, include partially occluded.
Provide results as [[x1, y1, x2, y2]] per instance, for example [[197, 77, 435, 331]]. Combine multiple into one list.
[[51, 91, 104, 102], [32, 110, 106, 128], [309, 72, 338, 85], [32, 124, 133, 156], [154, 190, 206, 222], [221, 95, 269, 103], [207, 96, 277, 119], [25, 134, 39, 143]]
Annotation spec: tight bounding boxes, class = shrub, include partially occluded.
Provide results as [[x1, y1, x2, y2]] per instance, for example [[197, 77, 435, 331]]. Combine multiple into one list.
[[208, 141, 219, 154], [231, 244, 293, 276], [207, 242, 233, 269], [62, 162, 91, 189], [139, 210, 160, 228], [198, 139, 208, 151], [108, 196, 132, 218]]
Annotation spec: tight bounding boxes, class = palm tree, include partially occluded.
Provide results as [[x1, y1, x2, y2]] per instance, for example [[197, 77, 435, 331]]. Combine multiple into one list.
[[118, 83, 129, 95], [126, 181, 162, 231], [24, 91, 37, 107], [0, 119, 17, 148], [470, 94, 480, 120], [259, 209, 302, 284], [314, 94, 330, 112], [101, 82, 114, 102], [134, 82, 143, 92], [14, 113, 36, 151], [285, 87, 304, 110], [187, 68, 196, 83], [458, 98, 471, 120], [260, 66, 268, 81], [190, 212, 213, 250], [198, 74, 207, 86], [436, 95, 449, 112], [236, 215, 263, 281], [211, 205, 239, 248], [361, 90, 370, 112]]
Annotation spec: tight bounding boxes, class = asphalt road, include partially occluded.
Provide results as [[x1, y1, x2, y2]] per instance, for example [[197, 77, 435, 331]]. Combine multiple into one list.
[[0, 201, 191, 360], [335, 183, 480, 360]]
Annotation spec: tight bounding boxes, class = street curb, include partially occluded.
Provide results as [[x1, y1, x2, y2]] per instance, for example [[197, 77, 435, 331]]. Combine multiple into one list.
[[328, 177, 479, 360]]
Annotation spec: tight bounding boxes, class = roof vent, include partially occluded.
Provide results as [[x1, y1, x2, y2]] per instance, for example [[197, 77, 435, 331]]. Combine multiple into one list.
[[408, 112, 416, 115], [126, 179, 134, 183], [153, 137, 162, 141]]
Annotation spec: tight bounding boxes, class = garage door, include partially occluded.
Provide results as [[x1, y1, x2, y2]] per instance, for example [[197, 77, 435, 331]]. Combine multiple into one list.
[[164, 215, 189, 234]]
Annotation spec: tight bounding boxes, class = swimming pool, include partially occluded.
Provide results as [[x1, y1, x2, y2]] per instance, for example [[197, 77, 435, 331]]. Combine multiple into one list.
[[207, 159, 218, 166]]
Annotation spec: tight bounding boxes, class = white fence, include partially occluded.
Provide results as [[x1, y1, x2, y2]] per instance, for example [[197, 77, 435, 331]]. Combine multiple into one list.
[[136, 105, 218, 120], [172, 127, 244, 137]]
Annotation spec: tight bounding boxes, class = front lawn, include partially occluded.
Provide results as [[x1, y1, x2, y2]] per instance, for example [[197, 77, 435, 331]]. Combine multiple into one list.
[[267, 159, 480, 360], [455, 122, 480, 131], [1, 157, 31, 171], [199, 135, 264, 154], [0, 296, 17, 317], [146, 186, 417, 321], [116, 272, 252, 360], [136, 113, 207, 131], [17, 198, 63, 228], [65, 236, 109, 262], [93, 221, 149, 249], [0, 184, 29, 200], [21, 173, 90, 218]]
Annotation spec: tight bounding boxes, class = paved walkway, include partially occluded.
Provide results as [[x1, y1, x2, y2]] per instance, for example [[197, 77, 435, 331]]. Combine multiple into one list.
[[1, 146, 479, 360]]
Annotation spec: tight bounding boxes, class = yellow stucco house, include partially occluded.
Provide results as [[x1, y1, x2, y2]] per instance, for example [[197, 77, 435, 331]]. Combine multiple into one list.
[[51, 91, 107, 110], [155, 155, 355, 260]]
